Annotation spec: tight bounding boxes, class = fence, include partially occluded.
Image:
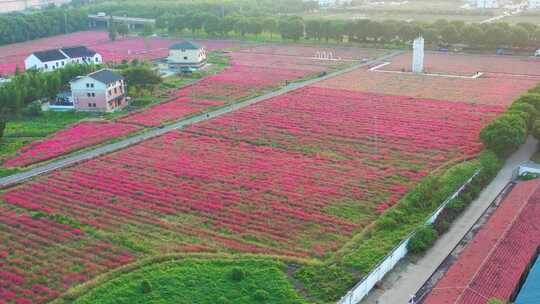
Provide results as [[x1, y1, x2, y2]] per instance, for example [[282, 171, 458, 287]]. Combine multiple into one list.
[[337, 169, 481, 304]]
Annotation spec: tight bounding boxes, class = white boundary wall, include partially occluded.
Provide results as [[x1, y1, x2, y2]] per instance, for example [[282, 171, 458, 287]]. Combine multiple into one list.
[[337, 170, 481, 304]]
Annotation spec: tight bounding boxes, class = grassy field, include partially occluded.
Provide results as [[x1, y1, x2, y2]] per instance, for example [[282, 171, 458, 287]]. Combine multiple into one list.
[[73, 258, 307, 304]]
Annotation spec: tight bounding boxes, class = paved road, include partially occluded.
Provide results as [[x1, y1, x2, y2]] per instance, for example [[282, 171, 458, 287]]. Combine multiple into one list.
[[362, 136, 538, 304], [0, 50, 404, 188]]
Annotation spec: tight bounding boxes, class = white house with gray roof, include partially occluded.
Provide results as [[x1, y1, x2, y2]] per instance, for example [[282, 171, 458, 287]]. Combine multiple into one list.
[[25, 46, 102, 72], [70, 69, 126, 113], [167, 40, 207, 71]]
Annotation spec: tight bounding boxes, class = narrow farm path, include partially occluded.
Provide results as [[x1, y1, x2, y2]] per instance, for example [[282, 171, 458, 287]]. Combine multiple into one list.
[[361, 136, 539, 304], [0, 50, 404, 188]]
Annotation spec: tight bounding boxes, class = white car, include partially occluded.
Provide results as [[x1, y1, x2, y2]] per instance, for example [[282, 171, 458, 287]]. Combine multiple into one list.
[[535, 49, 540, 57]]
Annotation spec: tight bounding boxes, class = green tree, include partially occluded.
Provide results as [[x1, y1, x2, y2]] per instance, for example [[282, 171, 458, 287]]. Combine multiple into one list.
[[510, 26, 529, 48], [204, 15, 222, 36], [278, 17, 304, 41], [108, 22, 118, 41], [263, 18, 278, 40], [142, 23, 154, 37], [117, 23, 129, 38], [408, 225, 438, 254], [462, 24, 484, 47], [480, 114, 528, 156]]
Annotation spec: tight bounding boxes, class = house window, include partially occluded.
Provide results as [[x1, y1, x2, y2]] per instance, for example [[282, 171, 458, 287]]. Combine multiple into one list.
[[62, 61, 65, 66], [93, 103, 96, 107], [90, 83, 94, 88], [114, 88, 117, 94], [108, 89, 112, 96], [96, 57, 99, 62], [184, 56, 188, 60], [88, 103, 92, 107], [44, 64, 48, 69], [87, 93, 91, 97], [56, 62, 59, 67], [91, 93, 95, 97], [86, 83, 90, 88]]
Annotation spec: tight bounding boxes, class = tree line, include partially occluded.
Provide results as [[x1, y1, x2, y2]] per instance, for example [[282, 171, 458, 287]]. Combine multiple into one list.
[[159, 14, 540, 49], [0, 64, 97, 117], [0, 8, 88, 46]]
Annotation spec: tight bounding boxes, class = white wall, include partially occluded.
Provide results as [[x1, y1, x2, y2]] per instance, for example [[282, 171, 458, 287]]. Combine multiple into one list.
[[71, 77, 108, 112], [168, 48, 206, 64], [337, 170, 481, 304], [24, 55, 69, 72], [530, 0, 540, 9], [71, 76, 125, 112]]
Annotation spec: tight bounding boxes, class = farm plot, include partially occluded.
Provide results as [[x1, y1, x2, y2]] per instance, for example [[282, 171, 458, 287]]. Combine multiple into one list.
[[239, 44, 385, 60], [0, 31, 241, 75], [4, 44, 360, 166], [0, 86, 503, 303], [118, 51, 347, 127], [381, 51, 540, 76], [0, 204, 134, 304], [314, 67, 539, 106], [3, 121, 141, 168]]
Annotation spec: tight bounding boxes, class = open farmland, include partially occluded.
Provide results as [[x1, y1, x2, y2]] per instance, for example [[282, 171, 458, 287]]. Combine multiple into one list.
[[4, 44, 364, 166], [314, 68, 539, 106], [0, 31, 241, 75], [380, 52, 540, 76], [0, 85, 504, 303]]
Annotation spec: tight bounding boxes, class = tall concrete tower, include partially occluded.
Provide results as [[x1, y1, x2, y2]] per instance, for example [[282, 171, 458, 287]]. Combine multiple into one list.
[[412, 36, 424, 73]]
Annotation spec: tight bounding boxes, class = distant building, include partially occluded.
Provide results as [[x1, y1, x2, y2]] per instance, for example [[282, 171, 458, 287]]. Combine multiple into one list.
[[476, 0, 499, 8], [315, 0, 351, 7], [25, 46, 102, 72], [168, 41, 207, 72], [530, 0, 540, 9], [0, 0, 72, 14], [70, 69, 126, 113]]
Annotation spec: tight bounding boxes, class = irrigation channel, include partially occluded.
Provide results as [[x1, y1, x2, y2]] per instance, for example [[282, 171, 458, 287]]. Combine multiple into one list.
[[0, 50, 404, 188]]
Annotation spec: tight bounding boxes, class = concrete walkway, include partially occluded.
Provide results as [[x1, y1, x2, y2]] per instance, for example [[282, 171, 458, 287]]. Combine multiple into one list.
[[0, 50, 403, 188], [362, 136, 538, 304]]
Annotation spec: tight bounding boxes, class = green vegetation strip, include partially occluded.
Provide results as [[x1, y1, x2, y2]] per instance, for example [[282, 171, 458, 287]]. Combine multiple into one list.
[[52, 254, 319, 304]]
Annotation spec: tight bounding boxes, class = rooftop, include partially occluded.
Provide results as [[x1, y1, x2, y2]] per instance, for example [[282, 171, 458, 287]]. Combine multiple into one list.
[[88, 69, 123, 84], [60, 46, 96, 58], [423, 178, 540, 304], [33, 49, 67, 62], [170, 40, 201, 50]]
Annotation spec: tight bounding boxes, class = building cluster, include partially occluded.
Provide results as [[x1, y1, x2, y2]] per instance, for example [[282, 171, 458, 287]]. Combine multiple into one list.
[[25, 47, 125, 113], [25, 46, 102, 72], [22, 39, 208, 113]]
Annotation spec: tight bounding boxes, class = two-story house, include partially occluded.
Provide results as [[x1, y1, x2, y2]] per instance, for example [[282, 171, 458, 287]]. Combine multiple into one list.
[[168, 41, 207, 72], [70, 69, 127, 113], [25, 46, 102, 72]]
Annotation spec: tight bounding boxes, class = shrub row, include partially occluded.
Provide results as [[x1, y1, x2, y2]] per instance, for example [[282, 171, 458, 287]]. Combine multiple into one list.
[[481, 93, 540, 157]]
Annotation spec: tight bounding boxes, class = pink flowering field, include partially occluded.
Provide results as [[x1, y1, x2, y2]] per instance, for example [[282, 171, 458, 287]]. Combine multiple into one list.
[[3, 121, 141, 167], [0, 85, 503, 303]]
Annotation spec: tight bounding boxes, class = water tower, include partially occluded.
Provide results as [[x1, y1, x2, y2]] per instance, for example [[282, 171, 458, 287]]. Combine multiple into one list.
[[412, 36, 424, 74]]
